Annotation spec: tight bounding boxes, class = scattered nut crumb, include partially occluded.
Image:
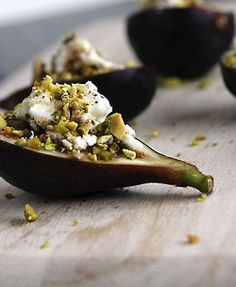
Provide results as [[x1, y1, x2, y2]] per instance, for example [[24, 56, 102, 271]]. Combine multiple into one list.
[[24, 204, 38, 222], [190, 140, 199, 147], [4, 193, 15, 200], [195, 134, 206, 141], [196, 193, 208, 202], [151, 128, 160, 138], [40, 240, 50, 249], [72, 219, 79, 226], [187, 234, 201, 244], [113, 205, 120, 209], [161, 77, 183, 88], [212, 143, 218, 147], [198, 79, 210, 90], [176, 152, 182, 157], [228, 140, 234, 144]]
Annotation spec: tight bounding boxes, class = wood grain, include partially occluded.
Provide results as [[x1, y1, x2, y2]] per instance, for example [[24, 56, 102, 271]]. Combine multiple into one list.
[[1, 4, 236, 287]]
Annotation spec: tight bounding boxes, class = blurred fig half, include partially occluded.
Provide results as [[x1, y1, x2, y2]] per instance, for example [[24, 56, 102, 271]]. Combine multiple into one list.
[[127, 0, 234, 79], [220, 50, 236, 97], [0, 67, 157, 121]]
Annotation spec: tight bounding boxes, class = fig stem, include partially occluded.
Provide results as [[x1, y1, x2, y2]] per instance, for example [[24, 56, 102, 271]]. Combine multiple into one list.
[[181, 170, 214, 194]]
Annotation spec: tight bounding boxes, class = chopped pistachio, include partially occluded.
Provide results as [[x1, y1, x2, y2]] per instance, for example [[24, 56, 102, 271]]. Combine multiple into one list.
[[45, 143, 56, 151], [113, 205, 120, 209], [176, 152, 182, 158], [122, 149, 136, 160], [195, 134, 206, 141], [151, 128, 160, 138], [15, 138, 27, 147], [27, 137, 42, 150], [212, 142, 218, 147], [229, 140, 234, 144], [72, 219, 79, 226], [162, 77, 182, 88], [223, 53, 236, 68], [190, 140, 199, 147], [187, 234, 201, 244], [198, 79, 210, 90], [100, 150, 113, 161], [24, 204, 38, 222], [97, 135, 113, 144], [0, 116, 7, 129], [87, 153, 97, 162], [40, 240, 50, 249], [66, 121, 78, 132], [196, 193, 208, 202], [109, 113, 126, 140]]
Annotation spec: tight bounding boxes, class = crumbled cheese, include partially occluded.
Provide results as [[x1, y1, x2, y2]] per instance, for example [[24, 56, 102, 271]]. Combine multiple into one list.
[[15, 92, 56, 128], [62, 139, 73, 151], [122, 134, 144, 152], [125, 124, 136, 137], [85, 81, 112, 125], [54, 35, 123, 74]]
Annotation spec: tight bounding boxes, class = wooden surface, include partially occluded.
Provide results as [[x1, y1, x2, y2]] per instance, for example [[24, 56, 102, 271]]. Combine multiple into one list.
[[1, 5, 236, 287]]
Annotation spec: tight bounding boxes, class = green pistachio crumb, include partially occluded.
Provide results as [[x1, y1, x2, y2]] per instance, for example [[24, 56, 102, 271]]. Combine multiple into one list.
[[195, 134, 206, 141], [122, 149, 136, 160], [100, 150, 113, 161], [0, 116, 7, 129], [24, 204, 38, 222], [15, 138, 27, 147], [40, 240, 50, 249], [196, 193, 208, 202], [198, 79, 210, 90], [151, 128, 160, 138], [162, 77, 183, 88], [27, 137, 42, 150], [190, 140, 199, 147], [212, 142, 218, 147], [45, 143, 56, 151], [72, 219, 79, 226], [176, 152, 182, 157], [97, 135, 113, 144]]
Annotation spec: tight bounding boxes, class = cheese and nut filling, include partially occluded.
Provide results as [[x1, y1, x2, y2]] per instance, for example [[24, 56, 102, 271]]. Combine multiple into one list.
[[33, 33, 124, 82], [0, 76, 144, 161]]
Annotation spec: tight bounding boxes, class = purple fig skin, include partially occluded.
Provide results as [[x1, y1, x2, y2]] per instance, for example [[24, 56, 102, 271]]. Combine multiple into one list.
[[220, 59, 236, 97], [0, 136, 213, 197], [127, 7, 234, 79], [0, 67, 157, 121]]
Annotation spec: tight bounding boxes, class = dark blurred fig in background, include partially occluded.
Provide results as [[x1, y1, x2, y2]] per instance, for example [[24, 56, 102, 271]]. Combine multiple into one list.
[[220, 50, 236, 97], [127, 0, 234, 79]]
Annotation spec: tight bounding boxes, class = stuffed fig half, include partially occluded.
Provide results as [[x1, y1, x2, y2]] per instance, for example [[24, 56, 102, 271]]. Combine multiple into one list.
[[0, 76, 213, 196]]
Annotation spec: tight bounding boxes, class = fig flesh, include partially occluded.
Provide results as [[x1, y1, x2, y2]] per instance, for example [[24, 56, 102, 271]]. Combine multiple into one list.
[[0, 135, 213, 197]]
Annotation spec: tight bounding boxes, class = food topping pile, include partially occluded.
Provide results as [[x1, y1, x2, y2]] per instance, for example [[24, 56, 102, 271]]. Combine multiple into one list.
[[0, 76, 144, 162]]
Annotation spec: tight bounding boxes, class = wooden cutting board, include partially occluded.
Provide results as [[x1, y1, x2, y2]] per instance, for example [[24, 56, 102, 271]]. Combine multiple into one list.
[[1, 5, 236, 287]]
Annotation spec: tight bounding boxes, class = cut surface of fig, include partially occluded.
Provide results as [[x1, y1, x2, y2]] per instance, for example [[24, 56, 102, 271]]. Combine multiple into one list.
[[0, 76, 213, 196], [127, 1, 234, 79]]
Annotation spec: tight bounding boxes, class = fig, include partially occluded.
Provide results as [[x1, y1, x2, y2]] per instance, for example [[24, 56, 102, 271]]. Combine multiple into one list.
[[0, 75, 213, 197], [127, 0, 234, 79], [27, 33, 157, 120], [220, 50, 236, 97], [0, 134, 213, 197]]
